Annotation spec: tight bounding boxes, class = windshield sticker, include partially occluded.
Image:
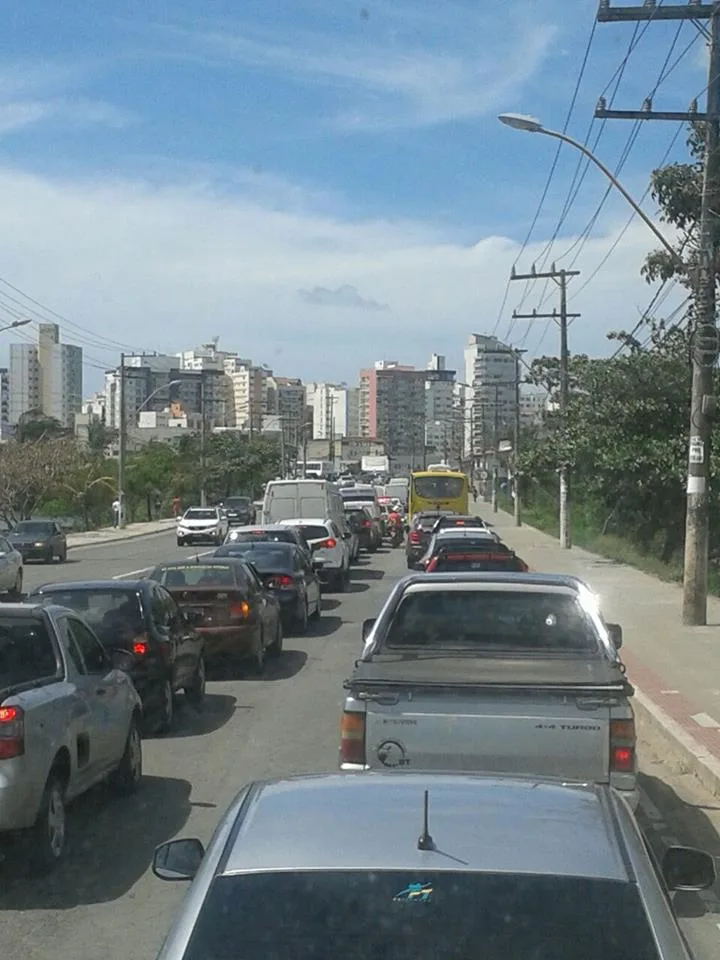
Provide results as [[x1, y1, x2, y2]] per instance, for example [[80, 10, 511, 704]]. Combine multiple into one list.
[[377, 739, 410, 768], [393, 882, 433, 903]]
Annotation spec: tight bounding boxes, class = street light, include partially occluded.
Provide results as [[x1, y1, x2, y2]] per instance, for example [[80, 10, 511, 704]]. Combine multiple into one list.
[[0, 318, 32, 334], [497, 113, 684, 271], [117, 375, 183, 529]]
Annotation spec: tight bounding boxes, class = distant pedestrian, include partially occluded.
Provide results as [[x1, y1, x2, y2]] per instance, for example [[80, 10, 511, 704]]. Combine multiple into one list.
[[171, 496, 181, 518], [471, 484, 478, 503], [112, 498, 121, 528], [154, 494, 162, 517]]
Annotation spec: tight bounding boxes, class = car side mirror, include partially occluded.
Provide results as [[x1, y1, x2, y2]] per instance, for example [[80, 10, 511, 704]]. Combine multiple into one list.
[[152, 838, 205, 881], [110, 648, 135, 673], [362, 618, 376, 642], [606, 623, 623, 649], [662, 845, 716, 891]]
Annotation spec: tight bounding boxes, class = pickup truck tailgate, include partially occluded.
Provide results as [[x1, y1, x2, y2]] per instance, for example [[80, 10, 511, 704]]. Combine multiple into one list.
[[362, 689, 612, 781]]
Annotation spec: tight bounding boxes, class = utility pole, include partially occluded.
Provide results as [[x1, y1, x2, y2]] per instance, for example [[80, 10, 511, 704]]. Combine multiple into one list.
[[491, 384, 499, 513], [511, 264, 580, 548], [596, 1, 720, 624], [117, 353, 126, 528], [514, 349, 524, 527], [199, 379, 207, 507]]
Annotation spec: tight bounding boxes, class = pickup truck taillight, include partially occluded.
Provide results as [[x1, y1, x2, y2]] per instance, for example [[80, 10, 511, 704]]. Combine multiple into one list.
[[610, 718, 635, 773], [340, 711, 366, 765], [0, 704, 25, 759]]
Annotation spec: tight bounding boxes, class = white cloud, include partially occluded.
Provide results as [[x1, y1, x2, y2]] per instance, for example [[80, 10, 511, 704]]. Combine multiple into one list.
[[0, 164, 680, 389], [0, 98, 133, 135], [150, 9, 557, 129]]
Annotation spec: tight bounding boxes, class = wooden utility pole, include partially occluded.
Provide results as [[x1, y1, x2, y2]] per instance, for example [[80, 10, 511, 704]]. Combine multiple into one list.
[[511, 265, 580, 548], [596, 1, 720, 624]]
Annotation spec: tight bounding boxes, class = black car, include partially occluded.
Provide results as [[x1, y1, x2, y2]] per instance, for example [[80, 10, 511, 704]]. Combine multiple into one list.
[[8, 520, 67, 563], [214, 541, 322, 633], [405, 511, 453, 569], [224, 525, 313, 560], [221, 496, 255, 526], [27, 579, 205, 733], [344, 507, 379, 553]]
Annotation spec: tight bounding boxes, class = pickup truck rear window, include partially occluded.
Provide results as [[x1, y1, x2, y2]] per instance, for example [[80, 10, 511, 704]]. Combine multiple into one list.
[[385, 590, 599, 654], [182, 870, 661, 960], [0, 617, 60, 688]]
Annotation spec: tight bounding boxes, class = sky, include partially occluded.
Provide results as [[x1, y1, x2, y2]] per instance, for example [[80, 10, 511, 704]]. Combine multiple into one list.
[[0, 0, 708, 392]]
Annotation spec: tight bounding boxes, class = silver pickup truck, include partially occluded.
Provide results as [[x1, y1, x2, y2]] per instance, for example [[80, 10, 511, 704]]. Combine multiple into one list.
[[0, 602, 143, 871], [340, 572, 638, 808]]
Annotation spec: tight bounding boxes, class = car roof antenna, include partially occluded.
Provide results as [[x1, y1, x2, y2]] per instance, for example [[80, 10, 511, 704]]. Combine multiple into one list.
[[417, 789, 435, 851]]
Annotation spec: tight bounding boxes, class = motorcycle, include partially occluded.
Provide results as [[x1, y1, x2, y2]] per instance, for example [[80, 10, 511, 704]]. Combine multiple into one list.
[[389, 522, 404, 548]]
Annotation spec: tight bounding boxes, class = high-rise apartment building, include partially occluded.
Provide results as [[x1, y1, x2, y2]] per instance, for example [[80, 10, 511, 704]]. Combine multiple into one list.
[[359, 361, 426, 470], [424, 354, 456, 458], [224, 358, 268, 432], [463, 334, 519, 465], [306, 382, 349, 439], [9, 323, 82, 428], [0, 367, 10, 439]]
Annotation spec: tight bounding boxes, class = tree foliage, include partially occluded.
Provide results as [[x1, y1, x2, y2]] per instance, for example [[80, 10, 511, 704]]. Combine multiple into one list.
[[0, 438, 81, 524]]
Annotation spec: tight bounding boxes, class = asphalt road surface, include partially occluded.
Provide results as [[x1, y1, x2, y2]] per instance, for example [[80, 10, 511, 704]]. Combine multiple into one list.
[[1, 531, 719, 960]]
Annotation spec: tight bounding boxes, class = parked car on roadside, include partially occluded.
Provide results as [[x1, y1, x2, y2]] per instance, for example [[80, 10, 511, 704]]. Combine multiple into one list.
[[0, 534, 24, 599], [7, 520, 67, 564], [0, 602, 142, 872], [150, 771, 715, 960], [146, 558, 282, 673], [280, 518, 351, 592], [214, 541, 322, 633], [27, 579, 206, 733], [176, 507, 229, 547]]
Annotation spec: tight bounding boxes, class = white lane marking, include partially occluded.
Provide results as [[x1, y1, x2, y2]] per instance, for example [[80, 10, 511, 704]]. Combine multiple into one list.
[[112, 550, 215, 580], [660, 689, 679, 695], [690, 712, 720, 729]]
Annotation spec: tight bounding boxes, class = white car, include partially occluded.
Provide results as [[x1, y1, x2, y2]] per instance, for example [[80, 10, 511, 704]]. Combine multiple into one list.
[[280, 518, 351, 592], [176, 507, 229, 547]]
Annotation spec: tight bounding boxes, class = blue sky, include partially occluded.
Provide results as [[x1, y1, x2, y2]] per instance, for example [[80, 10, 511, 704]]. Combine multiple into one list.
[[0, 0, 707, 390]]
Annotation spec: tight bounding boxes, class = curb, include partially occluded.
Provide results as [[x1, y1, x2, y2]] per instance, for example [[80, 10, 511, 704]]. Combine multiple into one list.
[[634, 687, 720, 799], [66, 522, 176, 551]]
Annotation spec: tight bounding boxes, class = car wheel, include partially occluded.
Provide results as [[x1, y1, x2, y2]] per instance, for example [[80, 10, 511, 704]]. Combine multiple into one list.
[[176, 538, 184, 547], [154, 679, 174, 734], [8, 569, 23, 600], [109, 717, 143, 795], [268, 620, 283, 657], [59, 546, 67, 563], [251, 632, 267, 674], [185, 656, 206, 705], [27, 772, 67, 874], [294, 601, 309, 635], [310, 594, 322, 620], [335, 571, 346, 593]]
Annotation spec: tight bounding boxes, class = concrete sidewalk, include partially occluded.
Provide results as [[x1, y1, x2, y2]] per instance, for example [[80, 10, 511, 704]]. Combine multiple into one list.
[[66, 518, 176, 550], [482, 506, 720, 797]]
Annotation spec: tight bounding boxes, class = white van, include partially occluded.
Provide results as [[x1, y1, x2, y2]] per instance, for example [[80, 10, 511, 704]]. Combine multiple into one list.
[[262, 480, 347, 530]]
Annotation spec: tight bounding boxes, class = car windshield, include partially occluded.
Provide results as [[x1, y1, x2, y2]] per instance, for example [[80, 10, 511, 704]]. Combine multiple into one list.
[[182, 871, 661, 960], [385, 589, 600, 655], [31, 589, 145, 646], [224, 498, 251, 509], [11, 522, 53, 536], [0, 616, 59, 688], [414, 476, 465, 500], [150, 565, 238, 588], [184, 510, 218, 521]]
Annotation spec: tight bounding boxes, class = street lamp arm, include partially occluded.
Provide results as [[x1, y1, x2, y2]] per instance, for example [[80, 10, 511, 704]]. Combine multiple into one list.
[[137, 379, 183, 413]]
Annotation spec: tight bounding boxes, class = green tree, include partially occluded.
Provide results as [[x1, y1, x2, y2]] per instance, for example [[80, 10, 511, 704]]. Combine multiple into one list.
[[0, 437, 81, 523], [60, 457, 116, 530], [125, 442, 179, 521], [15, 410, 70, 443], [86, 419, 117, 457]]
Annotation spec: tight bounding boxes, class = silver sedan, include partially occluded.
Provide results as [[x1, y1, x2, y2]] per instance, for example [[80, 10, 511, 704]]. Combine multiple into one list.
[[0, 532, 24, 597]]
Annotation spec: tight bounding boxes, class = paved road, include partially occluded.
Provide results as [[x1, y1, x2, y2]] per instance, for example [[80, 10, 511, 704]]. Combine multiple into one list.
[[1, 532, 719, 959]]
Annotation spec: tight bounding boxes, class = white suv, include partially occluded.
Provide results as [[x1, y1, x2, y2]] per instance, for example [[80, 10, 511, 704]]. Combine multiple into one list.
[[176, 507, 229, 547], [280, 518, 351, 592]]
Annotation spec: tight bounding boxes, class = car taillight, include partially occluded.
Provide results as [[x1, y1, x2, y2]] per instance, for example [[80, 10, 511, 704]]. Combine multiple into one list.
[[362, 519, 372, 528], [268, 575, 294, 589], [0, 704, 25, 759], [340, 711, 366, 765], [409, 531, 421, 543], [323, 538, 337, 549], [133, 640, 148, 656], [610, 718, 636, 773], [230, 600, 250, 619]]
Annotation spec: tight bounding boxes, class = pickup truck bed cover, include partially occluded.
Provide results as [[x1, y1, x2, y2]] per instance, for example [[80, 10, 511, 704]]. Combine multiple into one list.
[[347, 653, 633, 695]]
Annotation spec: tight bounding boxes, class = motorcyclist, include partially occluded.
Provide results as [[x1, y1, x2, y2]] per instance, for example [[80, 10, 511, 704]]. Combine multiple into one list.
[[387, 506, 404, 544]]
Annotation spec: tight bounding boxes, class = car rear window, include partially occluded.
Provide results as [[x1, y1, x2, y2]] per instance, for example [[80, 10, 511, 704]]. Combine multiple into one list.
[[228, 530, 295, 544], [224, 498, 251, 508], [433, 553, 526, 572], [385, 589, 599, 655], [216, 544, 294, 573], [0, 616, 60, 688], [182, 871, 661, 960], [290, 525, 329, 542], [30, 589, 145, 647], [11, 522, 54, 535], [150, 565, 240, 588]]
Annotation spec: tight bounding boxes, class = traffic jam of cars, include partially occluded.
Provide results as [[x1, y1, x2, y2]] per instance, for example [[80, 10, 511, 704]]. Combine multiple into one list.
[[0, 471, 716, 959]]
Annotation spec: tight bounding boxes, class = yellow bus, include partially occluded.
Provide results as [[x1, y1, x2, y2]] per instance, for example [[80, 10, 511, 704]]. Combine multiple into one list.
[[408, 468, 469, 518]]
